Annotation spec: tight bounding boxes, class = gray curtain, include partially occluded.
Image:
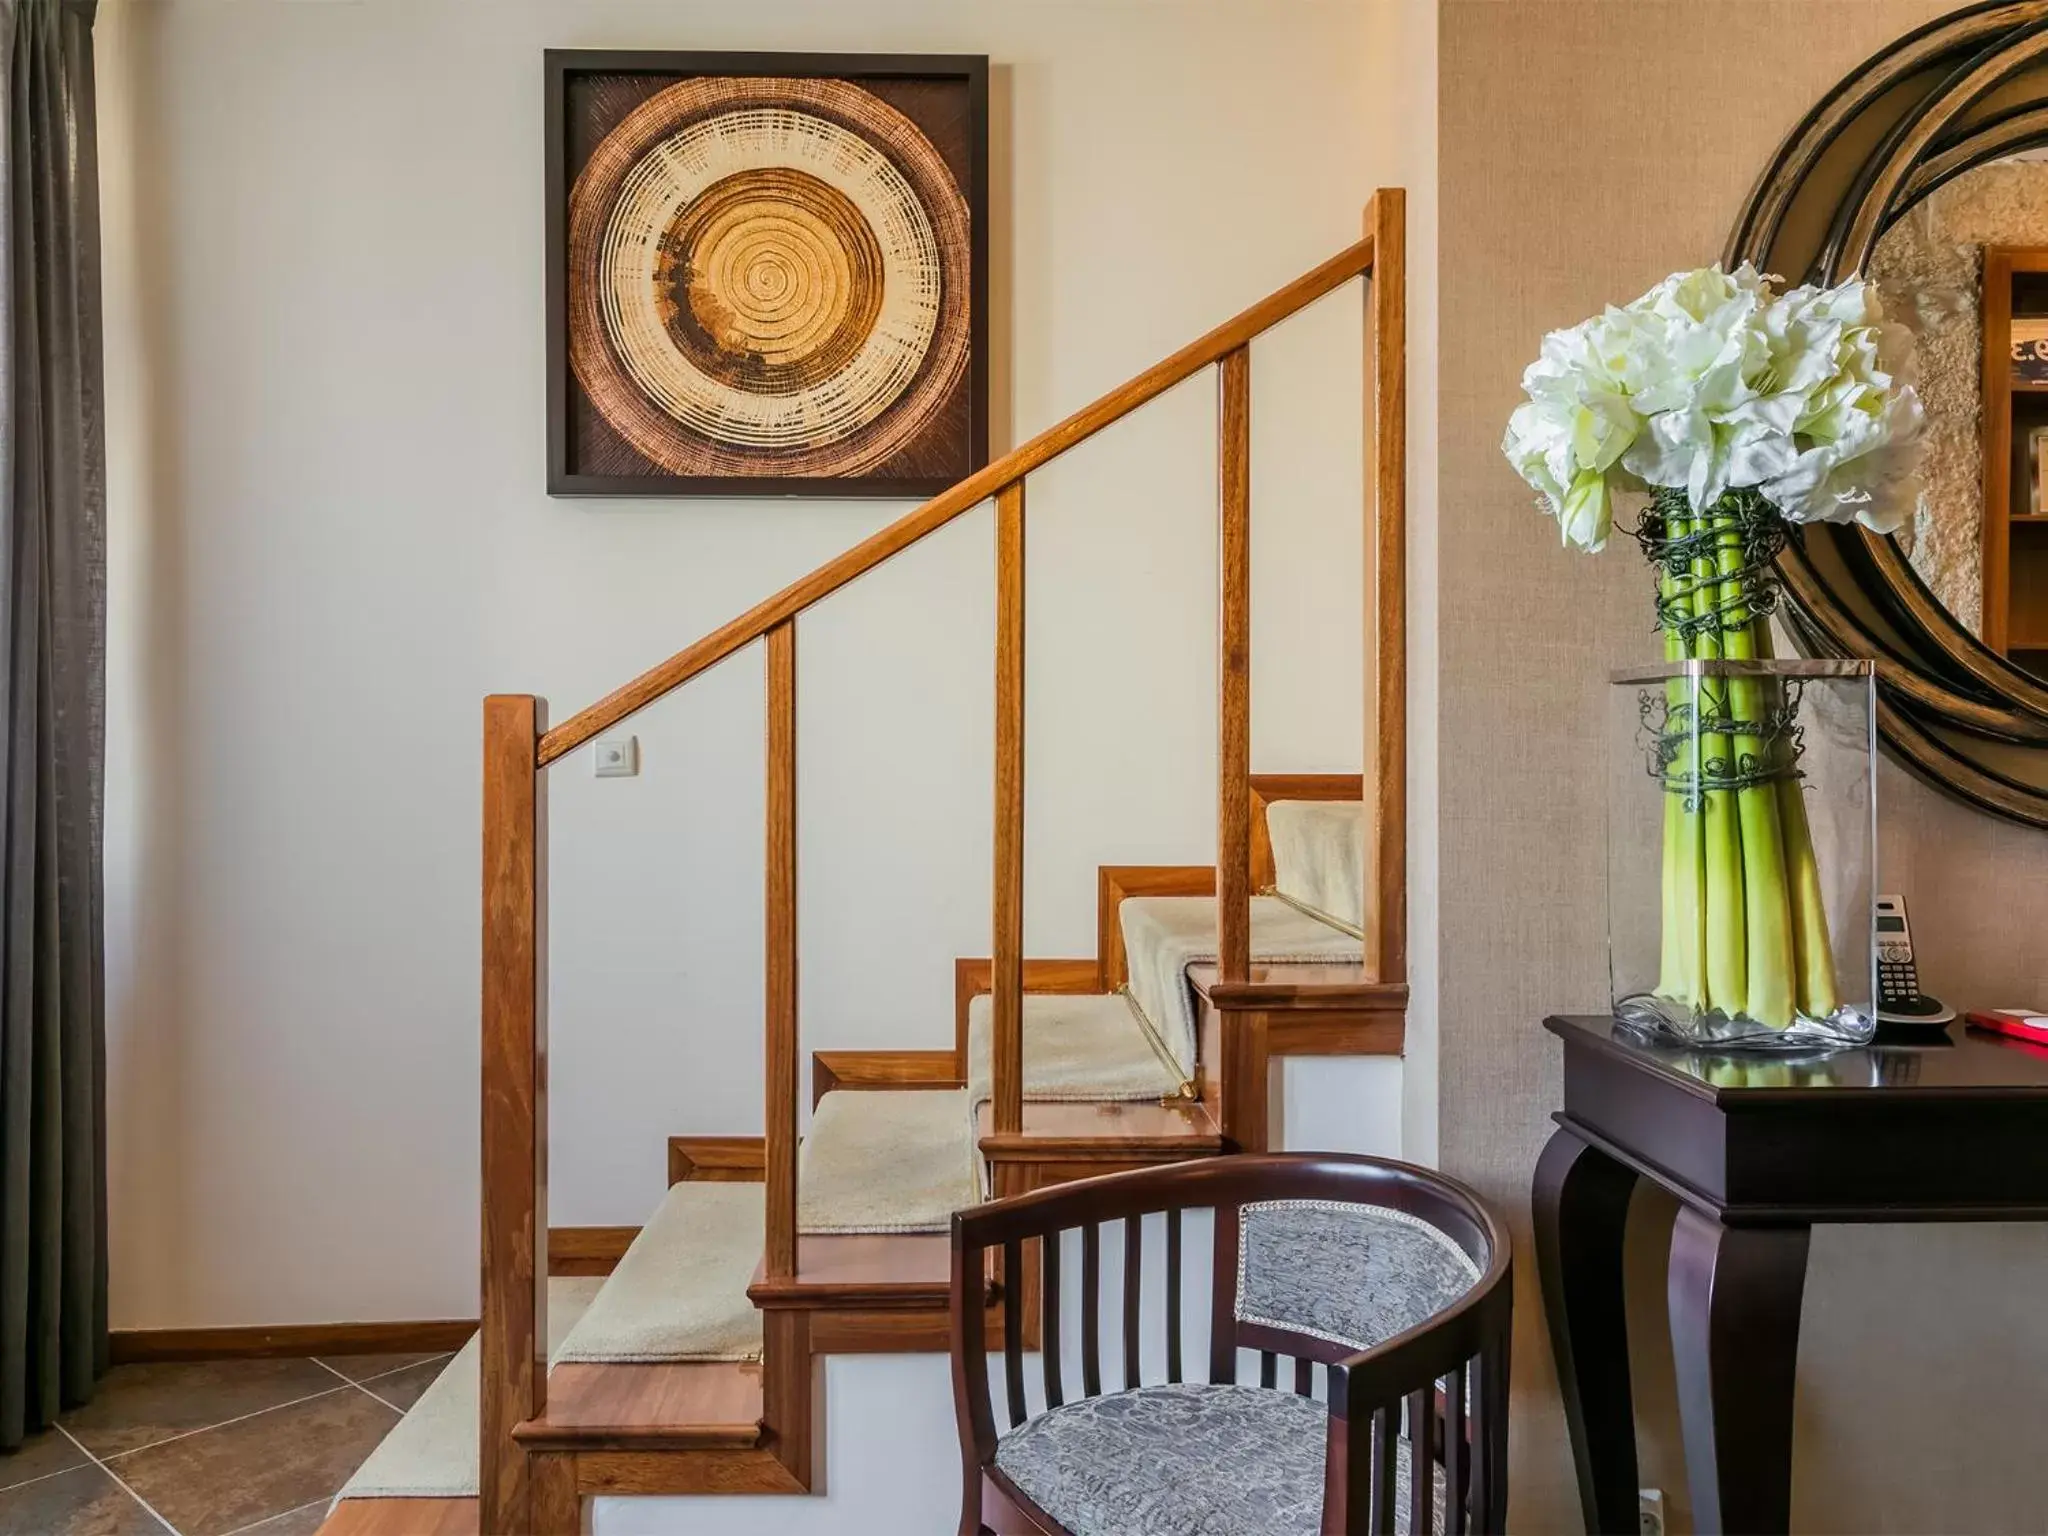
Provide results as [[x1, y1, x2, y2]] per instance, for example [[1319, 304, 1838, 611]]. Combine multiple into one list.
[[0, 0, 105, 1448]]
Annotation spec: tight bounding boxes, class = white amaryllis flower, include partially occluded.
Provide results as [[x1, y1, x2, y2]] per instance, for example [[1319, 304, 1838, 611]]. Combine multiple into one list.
[[1502, 264, 1924, 547]]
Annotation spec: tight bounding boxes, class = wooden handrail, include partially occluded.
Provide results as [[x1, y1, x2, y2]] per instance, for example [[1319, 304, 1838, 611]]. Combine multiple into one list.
[[533, 232, 1377, 768]]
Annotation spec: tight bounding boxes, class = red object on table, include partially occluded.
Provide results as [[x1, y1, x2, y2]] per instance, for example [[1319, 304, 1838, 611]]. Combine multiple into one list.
[[1965, 1009, 2048, 1045]]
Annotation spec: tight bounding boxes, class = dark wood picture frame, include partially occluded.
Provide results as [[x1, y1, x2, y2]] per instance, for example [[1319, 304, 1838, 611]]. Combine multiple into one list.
[[544, 50, 990, 499]]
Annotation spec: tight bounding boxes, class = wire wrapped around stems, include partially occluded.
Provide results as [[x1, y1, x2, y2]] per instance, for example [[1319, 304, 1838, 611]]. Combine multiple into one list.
[[1627, 486, 1837, 1029]]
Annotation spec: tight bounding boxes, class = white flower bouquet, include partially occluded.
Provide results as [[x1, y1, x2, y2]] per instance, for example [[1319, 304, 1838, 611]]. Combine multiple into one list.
[[1505, 265, 1923, 1039]]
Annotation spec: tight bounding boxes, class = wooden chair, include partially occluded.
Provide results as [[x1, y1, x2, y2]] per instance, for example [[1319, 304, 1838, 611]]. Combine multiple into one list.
[[950, 1153, 1512, 1536]]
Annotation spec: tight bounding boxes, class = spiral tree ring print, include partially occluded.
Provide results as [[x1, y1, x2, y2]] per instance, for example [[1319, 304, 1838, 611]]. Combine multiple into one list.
[[547, 53, 988, 496]]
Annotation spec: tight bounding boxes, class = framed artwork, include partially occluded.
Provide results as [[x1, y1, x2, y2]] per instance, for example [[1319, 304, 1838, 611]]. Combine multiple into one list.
[[545, 50, 989, 498]]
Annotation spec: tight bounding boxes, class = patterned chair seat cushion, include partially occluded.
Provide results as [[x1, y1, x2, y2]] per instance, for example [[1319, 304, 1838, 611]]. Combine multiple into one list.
[[993, 1381, 1436, 1536]]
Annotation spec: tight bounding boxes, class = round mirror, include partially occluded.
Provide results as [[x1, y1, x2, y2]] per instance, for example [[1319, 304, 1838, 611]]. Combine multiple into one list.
[[1728, 1, 2048, 827]]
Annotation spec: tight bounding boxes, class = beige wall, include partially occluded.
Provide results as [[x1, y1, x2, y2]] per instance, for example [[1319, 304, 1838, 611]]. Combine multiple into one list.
[[1440, 2, 2048, 1531], [96, 0, 1435, 1329]]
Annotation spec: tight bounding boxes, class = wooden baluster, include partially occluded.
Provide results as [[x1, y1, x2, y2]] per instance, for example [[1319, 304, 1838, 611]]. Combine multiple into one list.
[[992, 480, 1026, 1138], [480, 694, 547, 1536], [1081, 1222, 1102, 1397], [1365, 189, 1407, 986], [1217, 346, 1252, 983], [765, 622, 799, 1284], [1041, 1229, 1064, 1409], [1409, 1384, 1437, 1536], [1122, 1216, 1143, 1390], [1445, 1363, 1469, 1536], [1002, 1238, 1027, 1428], [1165, 1208, 1183, 1384]]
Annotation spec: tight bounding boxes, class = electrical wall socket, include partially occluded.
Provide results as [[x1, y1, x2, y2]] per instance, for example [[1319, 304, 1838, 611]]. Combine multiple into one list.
[[594, 736, 639, 778], [1639, 1488, 1666, 1536]]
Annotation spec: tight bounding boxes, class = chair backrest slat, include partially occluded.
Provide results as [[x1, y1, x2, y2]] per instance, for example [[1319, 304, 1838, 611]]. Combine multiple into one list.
[[1444, 1362, 1468, 1536], [1001, 1236, 1026, 1429], [1209, 1204, 1241, 1385], [1041, 1229, 1064, 1410], [1408, 1384, 1436, 1536], [1122, 1215, 1143, 1390], [1165, 1207, 1184, 1384], [1294, 1356, 1313, 1396], [1371, 1403, 1398, 1535], [1081, 1221, 1102, 1398]]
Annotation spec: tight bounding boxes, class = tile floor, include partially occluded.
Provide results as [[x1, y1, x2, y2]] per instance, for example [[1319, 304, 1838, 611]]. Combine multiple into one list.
[[0, 1352, 446, 1536]]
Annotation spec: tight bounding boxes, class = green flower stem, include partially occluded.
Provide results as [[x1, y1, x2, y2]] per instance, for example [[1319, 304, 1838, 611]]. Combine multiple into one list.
[[1710, 510, 1795, 1030], [1688, 514, 1747, 1018], [1752, 622, 1839, 1016], [1657, 518, 1704, 1007]]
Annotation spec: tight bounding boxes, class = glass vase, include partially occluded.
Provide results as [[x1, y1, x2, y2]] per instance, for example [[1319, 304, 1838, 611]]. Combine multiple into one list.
[[1607, 657, 1877, 1052]]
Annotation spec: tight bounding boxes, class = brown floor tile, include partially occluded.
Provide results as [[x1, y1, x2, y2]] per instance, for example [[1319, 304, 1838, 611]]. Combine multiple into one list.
[[0, 1424, 87, 1490], [63, 1360, 341, 1458], [109, 1388, 395, 1536], [313, 1355, 441, 1385], [225, 1498, 329, 1536], [347, 1358, 447, 1414], [0, 1463, 162, 1536]]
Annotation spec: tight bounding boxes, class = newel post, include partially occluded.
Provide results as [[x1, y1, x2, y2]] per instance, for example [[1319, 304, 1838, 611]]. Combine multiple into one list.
[[480, 694, 548, 1534]]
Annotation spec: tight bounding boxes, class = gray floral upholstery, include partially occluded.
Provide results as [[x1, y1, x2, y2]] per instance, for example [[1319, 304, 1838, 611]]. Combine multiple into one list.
[[1237, 1200, 1479, 1352], [994, 1381, 1437, 1536]]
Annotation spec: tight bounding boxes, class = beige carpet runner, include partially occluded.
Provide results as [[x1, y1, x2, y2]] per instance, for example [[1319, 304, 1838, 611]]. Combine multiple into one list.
[[337, 1275, 604, 1501], [1121, 896, 1362, 1074], [964, 990, 1183, 1104], [798, 1087, 982, 1233], [1265, 799, 1366, 932], [555, 1182, 765, 1364]]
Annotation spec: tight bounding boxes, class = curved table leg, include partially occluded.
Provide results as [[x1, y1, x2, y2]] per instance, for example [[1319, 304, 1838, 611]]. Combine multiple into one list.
[[1533, 1127, 1640, 1535], [1667, 1205, 1810, 1536]]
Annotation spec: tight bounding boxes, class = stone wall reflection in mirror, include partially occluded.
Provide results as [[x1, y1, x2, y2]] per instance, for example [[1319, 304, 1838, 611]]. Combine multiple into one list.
[[1871, 154, 2048, 646]]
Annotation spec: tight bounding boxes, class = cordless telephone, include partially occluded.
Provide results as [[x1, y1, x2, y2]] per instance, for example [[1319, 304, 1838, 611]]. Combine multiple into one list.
[[1874, 894, 1955, 1029]]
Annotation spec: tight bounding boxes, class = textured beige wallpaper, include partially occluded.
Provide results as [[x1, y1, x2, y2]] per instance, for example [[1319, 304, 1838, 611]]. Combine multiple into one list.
[[1439, 2, 2048, 1531]]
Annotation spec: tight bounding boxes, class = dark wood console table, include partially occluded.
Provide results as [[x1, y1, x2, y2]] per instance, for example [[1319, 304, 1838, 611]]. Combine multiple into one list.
[[1534, 1013, 2048, 1535]]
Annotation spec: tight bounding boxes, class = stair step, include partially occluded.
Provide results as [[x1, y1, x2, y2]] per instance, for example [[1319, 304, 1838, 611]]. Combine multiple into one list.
[[798, 1087, 981, 1235], [964, 990, 1183, 1104], [554, 1182, 763, 1364], [976, 1095, 1224, 1162], [512, 1362, 766, 1451], [1121, 895, 1362, 1071], [1265, 798, 1366, 931], [336, 1277, 604, 1500]]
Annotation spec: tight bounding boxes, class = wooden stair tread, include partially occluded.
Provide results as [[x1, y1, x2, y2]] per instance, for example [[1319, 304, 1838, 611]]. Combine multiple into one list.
[[1188, 960, 1408, 1010], [748, 1232, 960, 1310], [319, 1498, 478, 1536], [976, 1095, 1222, 1152], [513, 1361, 765, 1449]]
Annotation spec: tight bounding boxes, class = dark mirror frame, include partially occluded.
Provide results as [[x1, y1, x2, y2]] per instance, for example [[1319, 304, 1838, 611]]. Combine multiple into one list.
[[1731, 0, 2048, 827]]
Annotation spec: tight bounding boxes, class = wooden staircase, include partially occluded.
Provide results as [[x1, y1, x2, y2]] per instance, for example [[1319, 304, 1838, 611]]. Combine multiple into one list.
[[324, 189, 1407, 1536]]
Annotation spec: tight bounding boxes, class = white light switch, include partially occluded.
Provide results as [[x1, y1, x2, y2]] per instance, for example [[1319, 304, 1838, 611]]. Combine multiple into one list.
[[594, 736, 639, 778]]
